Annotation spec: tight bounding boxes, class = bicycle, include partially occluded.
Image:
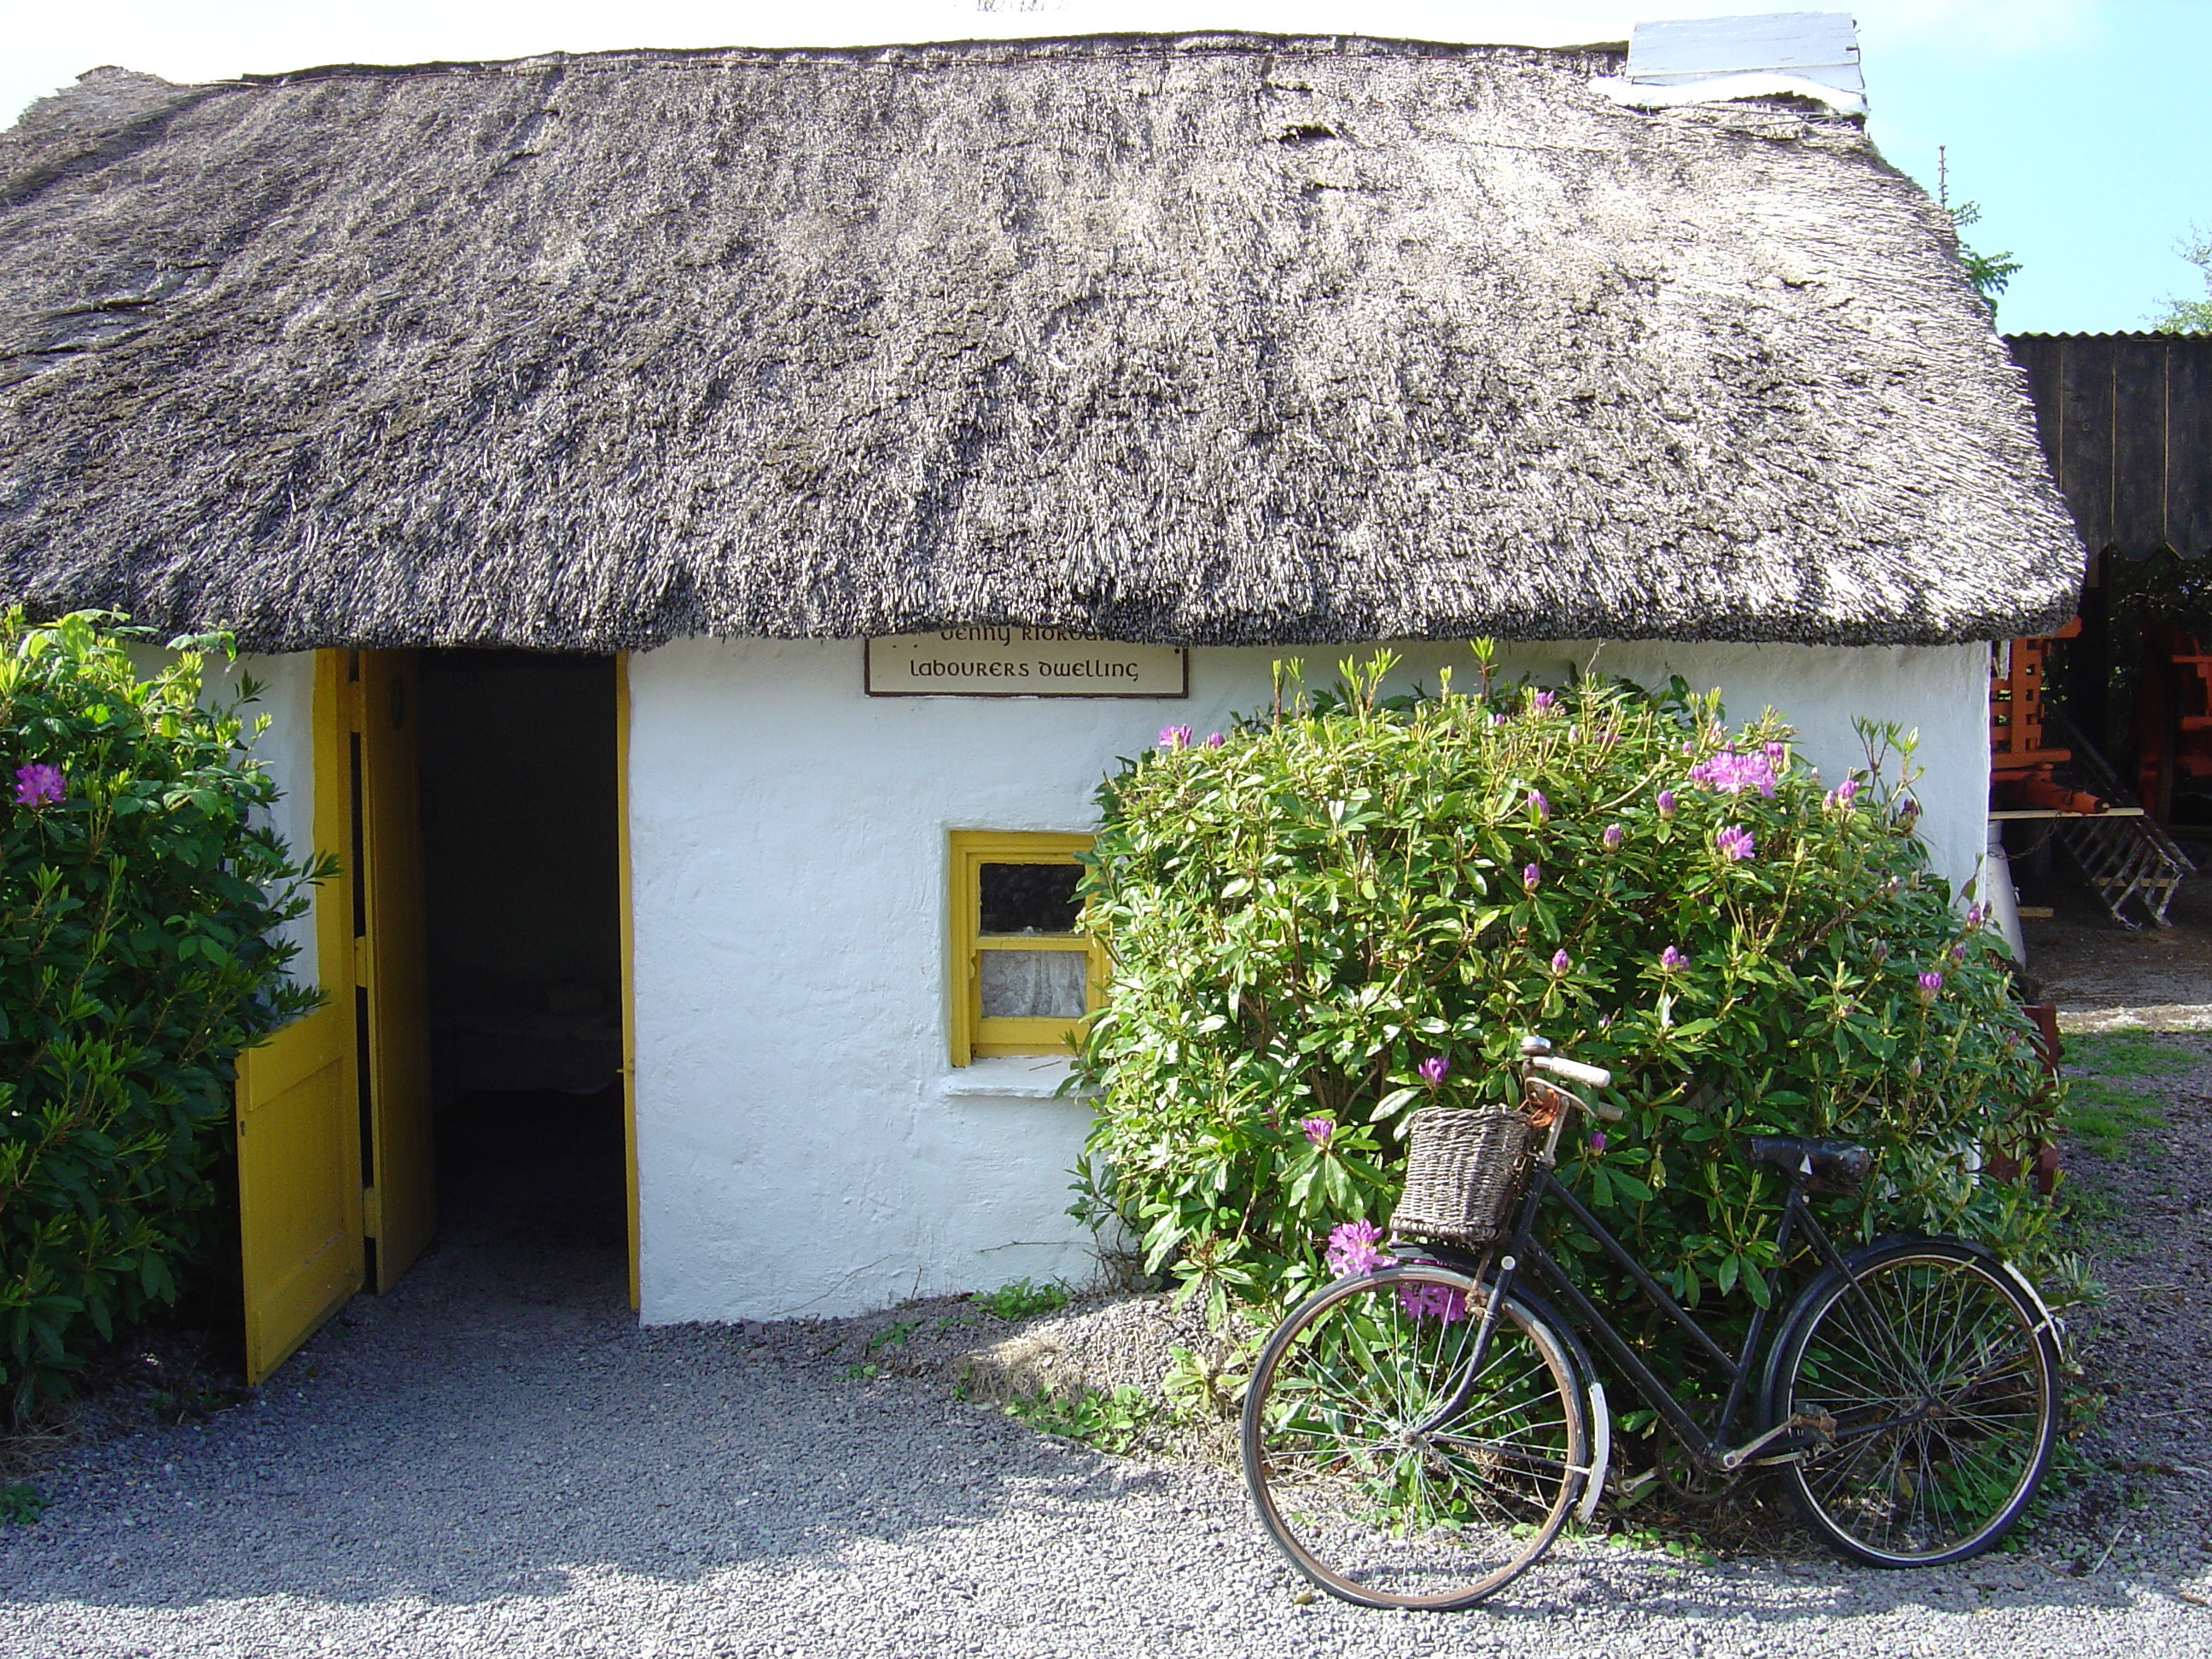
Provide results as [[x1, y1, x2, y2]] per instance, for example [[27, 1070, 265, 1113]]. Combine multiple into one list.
[[1238, 1035, 2063, 1610]]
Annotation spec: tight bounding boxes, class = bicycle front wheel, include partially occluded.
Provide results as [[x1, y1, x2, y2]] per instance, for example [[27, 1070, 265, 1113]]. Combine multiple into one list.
[[1240, 1264, 1588, 1610], [1769, 1237, 2059, 1568]]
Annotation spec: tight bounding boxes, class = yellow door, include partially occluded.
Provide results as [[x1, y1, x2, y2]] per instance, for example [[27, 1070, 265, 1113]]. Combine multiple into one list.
[[236, 651, 361, 1383], [354, 650, 436, 1290]]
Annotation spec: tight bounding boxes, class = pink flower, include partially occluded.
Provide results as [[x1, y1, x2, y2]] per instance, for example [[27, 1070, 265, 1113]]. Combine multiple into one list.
[[1870, 940, 1890, 963], [1688, 748, 1778, 799], [1764, 741, 1786, 764], [1602, 823, 1624, 852], [1658, 945, 1686, 973], [1396, 1282, 1469, 1323], [1325, 1219, 1395, 1278], [1533, 689, 1557, 713], [1301, 1116, 1335, 1148], [1491, 712, 1509, 728], [12, 763, 62, 807], [1715, 824, 1756, 862], [1950, 942, 1967, 963], [1417, 1055, 1447, 1086], [1551, 948, 1571, 975], [1656, 789, 1677, 821], [1204, 731, 1225, 748], [1965, 903, 1984, 927], [1831, 777, 1861, 809], [1918, 970, 1943, 1001], [1158, 725, 1191, 751], [1522, 862, 1541, 893], [1528, 788, 1550, 824], [1589, 1130, 1607, 1154]]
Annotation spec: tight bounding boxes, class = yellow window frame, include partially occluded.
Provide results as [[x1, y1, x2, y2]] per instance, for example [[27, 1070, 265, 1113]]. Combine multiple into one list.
[[949, 830, 1104, 1065]]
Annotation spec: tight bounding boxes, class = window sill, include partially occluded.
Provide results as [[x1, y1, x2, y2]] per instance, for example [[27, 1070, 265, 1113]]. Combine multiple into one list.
[[938, 1056, 1095, 1101]]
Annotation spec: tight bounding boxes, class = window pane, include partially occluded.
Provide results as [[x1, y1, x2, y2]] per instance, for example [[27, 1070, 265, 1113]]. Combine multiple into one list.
[[979, 949, 1089, 1020], [980, 862, 1081, 934]]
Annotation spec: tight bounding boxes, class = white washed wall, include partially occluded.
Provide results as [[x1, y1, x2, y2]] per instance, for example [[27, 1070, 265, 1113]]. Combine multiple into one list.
[[627, 637, 1989, 1324], [130, 648, 324, 988], [230, 653, 322, 988]]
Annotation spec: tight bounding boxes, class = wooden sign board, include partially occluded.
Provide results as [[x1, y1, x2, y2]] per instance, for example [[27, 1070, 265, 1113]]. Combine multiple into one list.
[[865, 632, 1189, 698]]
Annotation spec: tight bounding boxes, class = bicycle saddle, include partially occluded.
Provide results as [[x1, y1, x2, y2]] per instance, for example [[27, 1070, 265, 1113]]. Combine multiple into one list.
[[1747, 1136, 1873, 1190]]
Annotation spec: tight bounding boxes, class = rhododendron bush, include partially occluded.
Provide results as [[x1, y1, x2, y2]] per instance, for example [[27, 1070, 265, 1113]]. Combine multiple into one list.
[[2, 611, 323, 1413], [1073, 652, 2058, 1358]]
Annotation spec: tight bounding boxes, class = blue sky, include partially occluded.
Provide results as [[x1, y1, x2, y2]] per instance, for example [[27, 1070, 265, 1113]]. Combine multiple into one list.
[[1864, 1, 2209, 334], [0, 3, 2201, 333]]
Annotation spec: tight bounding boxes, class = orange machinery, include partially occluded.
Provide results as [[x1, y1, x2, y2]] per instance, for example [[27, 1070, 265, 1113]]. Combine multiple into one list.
[[2135, 625, 2212, 821], [1990, 619, 2104, 815]]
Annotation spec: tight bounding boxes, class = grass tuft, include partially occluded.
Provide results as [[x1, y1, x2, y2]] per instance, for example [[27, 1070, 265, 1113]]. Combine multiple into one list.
[[2056, 1036, 2196, 1160], [973, 1278, 1070, 1322], [0, 1483, 49, 1526], [1005, 1384, 1158, 1454]]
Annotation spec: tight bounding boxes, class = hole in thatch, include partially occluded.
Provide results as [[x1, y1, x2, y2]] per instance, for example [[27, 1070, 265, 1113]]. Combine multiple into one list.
[[1275, 123, 1340, 146]]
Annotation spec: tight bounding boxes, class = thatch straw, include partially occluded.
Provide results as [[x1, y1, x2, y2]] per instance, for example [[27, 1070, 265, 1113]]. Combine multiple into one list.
[[0, 33, 2081, 651]]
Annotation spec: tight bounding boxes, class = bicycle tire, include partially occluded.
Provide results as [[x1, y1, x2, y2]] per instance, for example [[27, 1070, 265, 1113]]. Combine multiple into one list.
[[1766, 1237, 2059, 1568], [1240, 1264, 1588, 1610]]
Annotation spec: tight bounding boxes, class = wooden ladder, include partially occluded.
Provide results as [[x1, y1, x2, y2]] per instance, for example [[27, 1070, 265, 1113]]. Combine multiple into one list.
[[2052, 812, 2196, 928]]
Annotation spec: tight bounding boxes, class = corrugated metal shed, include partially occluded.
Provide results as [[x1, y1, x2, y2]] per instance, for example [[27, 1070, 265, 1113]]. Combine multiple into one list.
[[2006, 333, 2212, 560]]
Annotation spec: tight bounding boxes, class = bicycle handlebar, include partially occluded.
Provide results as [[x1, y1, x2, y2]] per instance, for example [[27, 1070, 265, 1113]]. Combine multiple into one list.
[[1530, 1053, 1612, 1089], [1528, 1055, 1623, 1118]]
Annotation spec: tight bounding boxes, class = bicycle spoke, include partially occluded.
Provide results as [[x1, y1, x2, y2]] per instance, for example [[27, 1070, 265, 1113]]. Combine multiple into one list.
[[1243, 1269, 1583, 1608], [1782, 1247, 2055, 1565]]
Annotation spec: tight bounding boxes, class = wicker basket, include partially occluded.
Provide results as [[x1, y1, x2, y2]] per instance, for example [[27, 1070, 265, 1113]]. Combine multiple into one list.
[[1388, 1106, 1535, 1245]]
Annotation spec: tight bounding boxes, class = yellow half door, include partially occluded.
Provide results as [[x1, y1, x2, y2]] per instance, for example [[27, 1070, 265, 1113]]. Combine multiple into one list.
[[236, 650, 361, 1384], [355, 649, 436, 1290]]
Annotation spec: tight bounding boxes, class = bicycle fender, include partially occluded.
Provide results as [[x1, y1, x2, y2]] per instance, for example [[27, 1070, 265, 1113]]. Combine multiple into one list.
[[1497, 1283, 1611, 1522], [1580, 1382, 1611, 1524], [1755, 1278, 1829, 1432]]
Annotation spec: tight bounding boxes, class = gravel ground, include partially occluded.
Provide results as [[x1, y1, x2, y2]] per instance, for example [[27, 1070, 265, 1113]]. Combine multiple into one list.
[[6, 960, 2212, 1655], [2026, 1031, 2212, 1583], [4, 1191, 2209, 1658], [2019, 859, 2212, 1017]]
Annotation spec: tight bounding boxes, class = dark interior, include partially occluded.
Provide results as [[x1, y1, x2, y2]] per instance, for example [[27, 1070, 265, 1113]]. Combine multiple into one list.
[[416, 650, 626, 1253], [980, 862, 1082, 934]]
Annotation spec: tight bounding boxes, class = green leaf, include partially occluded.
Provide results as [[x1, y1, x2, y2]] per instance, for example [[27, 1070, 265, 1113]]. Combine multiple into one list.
[[1068, 661, 2059, 1360]]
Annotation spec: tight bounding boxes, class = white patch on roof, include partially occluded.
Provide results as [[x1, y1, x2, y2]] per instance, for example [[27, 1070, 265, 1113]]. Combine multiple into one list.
[[1594, 12, 1866, 116]]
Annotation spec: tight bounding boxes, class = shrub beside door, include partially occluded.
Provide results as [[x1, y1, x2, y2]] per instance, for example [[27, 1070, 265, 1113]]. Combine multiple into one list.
[[0, 610, 325, 1416]]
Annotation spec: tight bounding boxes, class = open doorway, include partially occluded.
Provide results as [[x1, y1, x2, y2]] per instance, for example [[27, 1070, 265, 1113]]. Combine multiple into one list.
[[416, 652, 627, 1277]]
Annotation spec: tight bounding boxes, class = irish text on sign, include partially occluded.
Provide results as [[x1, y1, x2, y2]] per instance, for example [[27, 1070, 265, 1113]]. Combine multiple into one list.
[[864, 632, 1189, 698]]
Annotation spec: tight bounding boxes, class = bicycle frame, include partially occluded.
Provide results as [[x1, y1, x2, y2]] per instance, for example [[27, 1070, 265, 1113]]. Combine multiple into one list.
[[1430, 1150, 1858, 1475]]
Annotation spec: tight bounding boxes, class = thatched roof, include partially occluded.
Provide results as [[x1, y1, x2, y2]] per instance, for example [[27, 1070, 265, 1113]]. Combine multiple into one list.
[[0, 33, 2081, 652]]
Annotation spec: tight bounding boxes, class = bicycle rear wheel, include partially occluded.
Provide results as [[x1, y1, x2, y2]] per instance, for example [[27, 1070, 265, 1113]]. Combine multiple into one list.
[[1768, 1237, 2059, 1567], [1240, 1264, 1587, 1610]]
